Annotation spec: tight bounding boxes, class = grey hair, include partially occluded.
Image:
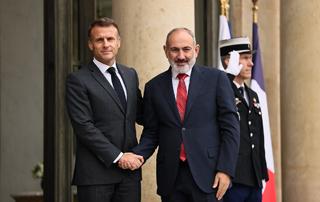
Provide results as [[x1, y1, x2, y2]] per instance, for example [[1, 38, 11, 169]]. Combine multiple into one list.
[[165, 28, 197, 48]]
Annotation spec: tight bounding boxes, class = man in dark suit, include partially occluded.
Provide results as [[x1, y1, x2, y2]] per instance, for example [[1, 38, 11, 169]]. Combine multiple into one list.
[[219, 37, 269, 202], [65, 17, 144, 202], [120, 28, 240, 202]]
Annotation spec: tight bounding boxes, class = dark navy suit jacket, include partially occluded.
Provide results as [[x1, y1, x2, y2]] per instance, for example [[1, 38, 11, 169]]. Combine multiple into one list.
[[227, 73, 269, 188], [132, 64, 240, 196]]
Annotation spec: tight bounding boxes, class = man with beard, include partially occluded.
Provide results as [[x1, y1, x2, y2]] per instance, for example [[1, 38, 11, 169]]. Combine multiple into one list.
[[119, 28, 240, 202]]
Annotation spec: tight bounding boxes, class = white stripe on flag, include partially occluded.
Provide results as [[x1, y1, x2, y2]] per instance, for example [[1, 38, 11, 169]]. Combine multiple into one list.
[[251, 80, 275, 174], [218, 15, 231, 70]]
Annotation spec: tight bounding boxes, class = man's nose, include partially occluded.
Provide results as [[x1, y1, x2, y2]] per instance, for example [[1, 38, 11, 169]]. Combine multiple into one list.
[[177, 50, 185, 59], [249, 59, 254, 66], [103, 39, 109, 47]]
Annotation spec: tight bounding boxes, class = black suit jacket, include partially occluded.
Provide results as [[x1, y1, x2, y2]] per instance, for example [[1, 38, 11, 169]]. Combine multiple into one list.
[[133, 64, 240, 196], [228, 74, 269, 188], [66, 60, 143, 185]]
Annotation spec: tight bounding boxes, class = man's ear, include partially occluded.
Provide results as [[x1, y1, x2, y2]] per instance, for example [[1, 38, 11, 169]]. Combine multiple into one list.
[[163, 45, 168, 58], [117, 37, 121, 48], [224, 58, 230, 66], [194, 44, 200, 58], [88, 40, 93, 51]]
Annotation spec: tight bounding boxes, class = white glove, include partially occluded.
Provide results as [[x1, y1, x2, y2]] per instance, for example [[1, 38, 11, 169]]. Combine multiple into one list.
[[225, 51, 243, 76]]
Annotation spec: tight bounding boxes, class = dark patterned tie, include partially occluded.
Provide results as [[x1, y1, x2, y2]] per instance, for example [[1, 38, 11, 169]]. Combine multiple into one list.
[[177, 74, 188, 161], [107, 67, 127, 112], [239, 86, 244, 97]]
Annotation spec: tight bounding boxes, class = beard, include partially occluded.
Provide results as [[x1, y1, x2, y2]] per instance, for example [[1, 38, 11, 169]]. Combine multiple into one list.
[[169, 55, 196, 74]]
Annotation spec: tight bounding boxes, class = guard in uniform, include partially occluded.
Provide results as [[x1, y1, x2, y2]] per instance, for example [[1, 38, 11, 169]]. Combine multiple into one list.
[[219, 37, 269, 202]]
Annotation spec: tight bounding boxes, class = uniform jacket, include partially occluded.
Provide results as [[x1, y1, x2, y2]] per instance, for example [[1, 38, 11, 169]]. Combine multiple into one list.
[[132, 64, 240, 196], [228, 74, 269, 188], [65, 60, 143, 186]]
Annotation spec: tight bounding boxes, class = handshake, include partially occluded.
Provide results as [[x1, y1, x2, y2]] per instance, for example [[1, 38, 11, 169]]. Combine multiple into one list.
[[118, 152, 144, 170]]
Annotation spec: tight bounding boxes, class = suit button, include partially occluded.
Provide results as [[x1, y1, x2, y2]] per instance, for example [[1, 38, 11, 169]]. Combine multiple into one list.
[[248, 121, 251, 125], [250, 133, 253, 137], [249, 110, 251, 113], [182, 128, 186, 132], [252, 144, 255, 149], [259, 111, 262, 115]]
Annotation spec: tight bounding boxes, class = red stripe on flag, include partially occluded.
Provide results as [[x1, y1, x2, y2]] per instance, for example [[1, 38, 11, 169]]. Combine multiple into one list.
[[262, 169, 277, 202]]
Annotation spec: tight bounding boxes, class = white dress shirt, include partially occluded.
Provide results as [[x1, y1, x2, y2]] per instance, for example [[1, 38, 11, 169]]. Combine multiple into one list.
[[171, 68, 193, 99]]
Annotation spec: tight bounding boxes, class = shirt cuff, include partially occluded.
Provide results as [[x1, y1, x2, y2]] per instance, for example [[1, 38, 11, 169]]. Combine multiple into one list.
[[113, 152, 123, 163]]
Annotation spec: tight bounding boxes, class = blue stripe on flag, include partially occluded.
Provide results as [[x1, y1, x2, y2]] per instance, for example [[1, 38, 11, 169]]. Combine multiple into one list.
[[228, 21, 232, 38], [252, 23, 265, 91]]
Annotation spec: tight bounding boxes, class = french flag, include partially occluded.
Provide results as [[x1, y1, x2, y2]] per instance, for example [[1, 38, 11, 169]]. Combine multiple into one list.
[[218, 15, 232, 70], [251, 22, 277, 202]]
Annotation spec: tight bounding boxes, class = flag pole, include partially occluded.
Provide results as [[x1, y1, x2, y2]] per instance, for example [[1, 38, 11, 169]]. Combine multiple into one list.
[[220, 0, 226, 16], [252, 0, 258, 23], [225, 0, 230, 21]]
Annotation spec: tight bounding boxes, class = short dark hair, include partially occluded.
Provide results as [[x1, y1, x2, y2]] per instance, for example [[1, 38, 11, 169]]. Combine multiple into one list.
[[88, 17, 120, 40], [220, 55, 230, 70]]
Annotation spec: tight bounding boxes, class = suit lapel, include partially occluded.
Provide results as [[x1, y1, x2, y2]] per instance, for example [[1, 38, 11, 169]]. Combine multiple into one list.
[[157, 65, 209, 124], [184, 64, 205, 121], [89, 61, 125, 113], [158, 68, 182, 124]]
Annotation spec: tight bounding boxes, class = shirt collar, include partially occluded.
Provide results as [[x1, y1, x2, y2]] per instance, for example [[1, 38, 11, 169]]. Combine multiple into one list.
[[233, 80, 245, 89], [93, 58, 117, 73]]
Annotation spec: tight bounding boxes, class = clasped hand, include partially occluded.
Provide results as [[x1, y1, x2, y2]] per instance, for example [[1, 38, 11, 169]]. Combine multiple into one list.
[[118, 152, 144, 170]]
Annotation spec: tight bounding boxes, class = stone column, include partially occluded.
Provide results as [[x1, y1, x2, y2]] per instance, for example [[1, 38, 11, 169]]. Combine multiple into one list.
[[281, 1, 320, 201], [112, 1, 194, 201]]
